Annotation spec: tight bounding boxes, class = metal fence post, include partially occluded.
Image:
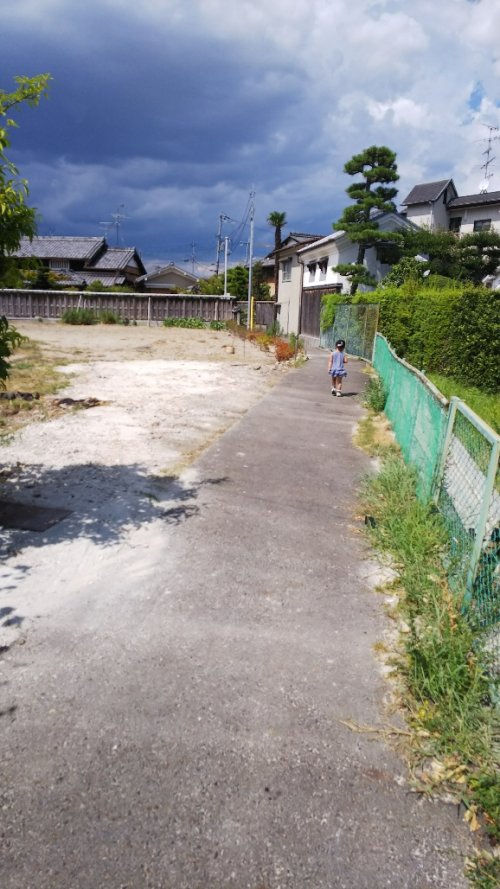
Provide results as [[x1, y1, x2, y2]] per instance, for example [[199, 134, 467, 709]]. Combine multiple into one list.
[[432, 396, 459, 503], [466, 436, 500, 597]]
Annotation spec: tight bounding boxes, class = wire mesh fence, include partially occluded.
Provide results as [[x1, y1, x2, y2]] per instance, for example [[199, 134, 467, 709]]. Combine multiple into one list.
[[373, 334, 448, 500], [320, 303, 379, 360], [435, 399, 500, 669], [373, 334, 500, 674]]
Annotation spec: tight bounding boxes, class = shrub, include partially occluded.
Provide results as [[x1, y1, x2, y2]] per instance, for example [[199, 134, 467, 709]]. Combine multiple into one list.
[[255, 332, 274, 351], [370, 283, 499, 393], [363, 374, 387, 412], [274, 339, 295, 362], [265, 320, 282, 337], [209, 320, 226, 330], [61, 308, 98, 325], [289, 333, 304, 355], [163, 317, 205, 328], [320, 292, 348, 331], [98, 310, 119, 324]]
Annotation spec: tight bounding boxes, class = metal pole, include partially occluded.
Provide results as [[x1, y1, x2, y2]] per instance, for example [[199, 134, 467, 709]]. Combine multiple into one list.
[[216, 214, 223, 277], [433, 396, 459, 502], [247, 196, 255, 329], [466, 436, 500, 598], [223, 237, 229, 296]]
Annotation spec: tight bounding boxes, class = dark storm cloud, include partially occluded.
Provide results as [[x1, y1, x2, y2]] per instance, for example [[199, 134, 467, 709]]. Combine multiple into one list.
[[3, 0, 500, 268]]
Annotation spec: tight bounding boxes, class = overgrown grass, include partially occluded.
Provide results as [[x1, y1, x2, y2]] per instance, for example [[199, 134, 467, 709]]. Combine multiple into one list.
[[163, 316, 205, 328], [428, 373, 500, 434], [363, 373, 387, 413], [358, 431, 499, 887], [0, 339, 69, 436]]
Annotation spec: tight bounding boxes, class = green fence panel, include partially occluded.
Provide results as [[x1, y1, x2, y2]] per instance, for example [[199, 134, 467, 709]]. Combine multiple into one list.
[[320, 303, 379, 361], [373, 335, 448, 500], [436, 400, 500, 669], [373, 334, 500, 674]]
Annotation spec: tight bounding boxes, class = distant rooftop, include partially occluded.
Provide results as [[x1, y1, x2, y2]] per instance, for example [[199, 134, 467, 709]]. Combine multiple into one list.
[[14, 236, 105, 261], [92, 247, 139, 271], [402, 180, 453, 205], [448, 190, 500, 209]]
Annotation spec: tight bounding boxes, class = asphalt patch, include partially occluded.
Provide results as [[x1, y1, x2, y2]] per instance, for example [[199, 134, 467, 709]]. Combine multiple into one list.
[[0, 499, 71, 531]]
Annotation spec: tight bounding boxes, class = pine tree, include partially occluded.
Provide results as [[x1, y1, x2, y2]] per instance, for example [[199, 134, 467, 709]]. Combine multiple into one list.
[[333, 146, 400, 294]]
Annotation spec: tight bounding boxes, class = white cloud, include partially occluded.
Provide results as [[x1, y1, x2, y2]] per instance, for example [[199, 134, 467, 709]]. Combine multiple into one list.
[[4, 0, 500, 262]]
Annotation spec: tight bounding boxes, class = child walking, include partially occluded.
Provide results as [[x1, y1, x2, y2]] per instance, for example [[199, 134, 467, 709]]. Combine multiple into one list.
[[328, 339, 348, 397]]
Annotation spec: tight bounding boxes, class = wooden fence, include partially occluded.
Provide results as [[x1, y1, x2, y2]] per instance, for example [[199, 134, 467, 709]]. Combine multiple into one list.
[[0, 290, 278, 328], [0, 290, 239, 323]]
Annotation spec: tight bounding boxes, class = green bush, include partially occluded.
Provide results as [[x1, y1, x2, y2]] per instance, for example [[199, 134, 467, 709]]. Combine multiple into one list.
[[370, 283, 499, 393], [98, 310, 119, 324], [163, 317, 205, 328], [209, 320, 226, 330], [363, 374, 387, 412], [61, 308, 98, 325], [320, 292, 348, 331]]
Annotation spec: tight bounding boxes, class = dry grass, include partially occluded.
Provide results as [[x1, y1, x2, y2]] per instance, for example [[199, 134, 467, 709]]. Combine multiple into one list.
[[0, 339, 69, 437], [354, 411, 397, 456]]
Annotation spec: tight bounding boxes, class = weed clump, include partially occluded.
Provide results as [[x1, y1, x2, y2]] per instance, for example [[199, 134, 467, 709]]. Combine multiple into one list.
[[361, 453, 499, 884], [61, 308, 97, 325], [163, 317, 205, 328], [363, 374, 387, 412]]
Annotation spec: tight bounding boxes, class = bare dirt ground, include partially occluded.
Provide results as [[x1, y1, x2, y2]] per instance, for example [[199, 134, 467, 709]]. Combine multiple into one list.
[[0, 320, 285, 650]]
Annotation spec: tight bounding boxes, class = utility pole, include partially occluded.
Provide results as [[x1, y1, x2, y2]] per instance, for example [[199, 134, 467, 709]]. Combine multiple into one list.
[[247, 191, 255, 329], [216, 213, 230, 276], [223, 236, 230, 296]]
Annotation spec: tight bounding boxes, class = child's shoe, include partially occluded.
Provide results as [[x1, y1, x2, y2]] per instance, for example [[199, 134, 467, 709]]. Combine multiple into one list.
[[336, 391, 341, 397]]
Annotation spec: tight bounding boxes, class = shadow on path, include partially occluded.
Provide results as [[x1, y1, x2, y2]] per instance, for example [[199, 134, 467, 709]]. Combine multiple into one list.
[[0, 462, 229, 555]]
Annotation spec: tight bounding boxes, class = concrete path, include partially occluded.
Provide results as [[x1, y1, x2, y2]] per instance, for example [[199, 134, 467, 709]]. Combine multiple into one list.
[[0, 350, 471, 888]]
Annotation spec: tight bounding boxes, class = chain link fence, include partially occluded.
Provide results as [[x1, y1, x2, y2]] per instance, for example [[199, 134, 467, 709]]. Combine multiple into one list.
[[373, 334, 500, 674], [320, 303, 379, 360], [374, 335, 448, 500]]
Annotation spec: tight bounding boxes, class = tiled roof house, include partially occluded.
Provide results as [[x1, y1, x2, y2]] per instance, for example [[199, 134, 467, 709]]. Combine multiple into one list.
[[12, 236, 146, 287], [401, 179, 500, 234]]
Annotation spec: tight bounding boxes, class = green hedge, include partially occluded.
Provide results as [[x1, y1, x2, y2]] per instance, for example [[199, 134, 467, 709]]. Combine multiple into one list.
[[355, 284, 499, 393]]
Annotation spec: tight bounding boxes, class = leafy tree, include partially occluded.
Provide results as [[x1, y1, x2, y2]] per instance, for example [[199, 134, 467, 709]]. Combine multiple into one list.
[[198, 273, 224, 295], [380, 256, 428, 289], [332, 145, 400, 294], [198, 263, 270, 299], [250, 261, 271, 299], [0, 74, 51, 382], [394, 227, 500, 285], [0, 315, 24, 384], [0, 74, 51, 265], [267, 211, 287, 299]]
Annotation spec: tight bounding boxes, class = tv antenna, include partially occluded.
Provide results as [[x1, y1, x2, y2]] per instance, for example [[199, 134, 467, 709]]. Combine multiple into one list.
[[99, 203, 128, 245], [479, 125, 499, 193]]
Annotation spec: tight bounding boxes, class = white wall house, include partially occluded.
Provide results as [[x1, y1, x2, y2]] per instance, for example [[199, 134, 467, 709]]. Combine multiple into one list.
[[402, 179, 500, 235], [274, 177, 500, 340], [275, 233, 323, 334], [137, 263, 199, 292], [278, 213, 416, 337]]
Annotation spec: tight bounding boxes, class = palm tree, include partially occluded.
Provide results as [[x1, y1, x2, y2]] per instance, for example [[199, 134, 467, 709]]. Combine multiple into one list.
[[267, 211, 287, 299]]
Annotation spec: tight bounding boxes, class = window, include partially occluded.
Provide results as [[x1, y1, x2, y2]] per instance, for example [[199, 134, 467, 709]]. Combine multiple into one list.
[[281, 258, 292, 282], [50, 259, 70, 270], [318, 257, 328, 280], [473, 219, 491, 232], [307, 261, 316, 282], [449, 217, 462, 232]]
